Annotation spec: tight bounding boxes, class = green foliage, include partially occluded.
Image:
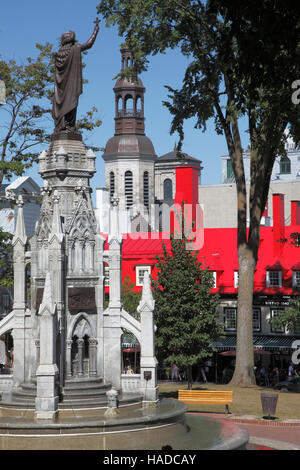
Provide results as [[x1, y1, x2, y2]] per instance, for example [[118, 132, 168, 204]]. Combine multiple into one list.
[[0, 227, 13, 287], [151, 234, 221, 373], [97, 0, 300, 386], [0, 42, 102, 185], [97, 0, 300, 228], [122, 275, 142, 319], [269, 296, 300, 334]]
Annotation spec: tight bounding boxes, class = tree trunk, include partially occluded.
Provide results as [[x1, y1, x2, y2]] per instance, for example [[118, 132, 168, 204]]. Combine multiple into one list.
[[230, 243, 256, 385]]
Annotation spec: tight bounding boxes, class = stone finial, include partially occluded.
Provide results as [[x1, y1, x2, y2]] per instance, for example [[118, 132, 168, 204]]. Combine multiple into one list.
[[87, 148, 96, 158], [49, 190, 63, 242], [12, 195, 27, 246], [38, 150, 47, 160], [137, 270, 155, 313], [17, 194, 24, 208], [53, 190, 60, 204], [108, 193, 122, 243], [38, 271, 54, 315], [57, 146, 67, 155]]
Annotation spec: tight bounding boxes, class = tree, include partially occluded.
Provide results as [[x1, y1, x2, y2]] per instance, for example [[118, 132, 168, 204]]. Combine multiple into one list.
[[97, 0, 300, 384], [122, 275, 142, 319], [0, 227, 13, 287], [151, 233, 221, 389], [0, 42, 102, 186], [270, 296, 300, 334]]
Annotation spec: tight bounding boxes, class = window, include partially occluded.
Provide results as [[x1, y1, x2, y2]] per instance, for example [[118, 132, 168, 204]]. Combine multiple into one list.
[[270, 308, 285, 333], [224, 308, 237, 331], [293, 271, 300, 288], [109, 172, 115, 199], [279, 156, 291, 174], [163, 178, 173, 200], [136, 266, 151, 286], [226, 159, 234, 179], [211, 271, 217, 288], [224, 307, 261, 332], [253, 308, 261, 332], [266, 271, 282, 287], [124, 95, 134, 116], [124, 171, 133, 209], [234, 271, 239, 288], [143, 171, 149, 210]]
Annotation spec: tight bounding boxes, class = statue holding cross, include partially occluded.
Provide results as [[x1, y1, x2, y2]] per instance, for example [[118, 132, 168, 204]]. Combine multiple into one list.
[[52, 19, 100, 134]]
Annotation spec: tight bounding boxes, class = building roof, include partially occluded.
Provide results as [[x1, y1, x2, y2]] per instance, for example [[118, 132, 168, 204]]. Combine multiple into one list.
[[5, 176, 40, 194], [158, 149, 202, 165], [103, 134, 157, 157]]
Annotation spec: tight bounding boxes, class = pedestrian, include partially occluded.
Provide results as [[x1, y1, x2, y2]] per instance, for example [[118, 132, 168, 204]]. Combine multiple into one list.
[[288, 362, 294, 381], [272, 367, 280, 386], [171, 364, 179, 382], [260, 366, 269, 387]]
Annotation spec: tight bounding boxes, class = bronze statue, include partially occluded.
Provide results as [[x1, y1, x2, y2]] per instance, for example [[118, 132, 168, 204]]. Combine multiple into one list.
[[52, 19, 100, 133]]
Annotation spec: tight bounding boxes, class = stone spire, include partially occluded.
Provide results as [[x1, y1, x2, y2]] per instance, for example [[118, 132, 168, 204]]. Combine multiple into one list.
[[35, 270, 59, 420], [139, 270, 155, 312], [38, 271, 54, 315], [108, 194, 122, 244], [49, 190, 63, 243], [137, 270, 158, 404], [12, 195, 27, 246]]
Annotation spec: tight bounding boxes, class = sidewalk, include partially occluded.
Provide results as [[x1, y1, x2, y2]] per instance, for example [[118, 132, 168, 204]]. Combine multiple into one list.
[[195, 412, 300, 450]]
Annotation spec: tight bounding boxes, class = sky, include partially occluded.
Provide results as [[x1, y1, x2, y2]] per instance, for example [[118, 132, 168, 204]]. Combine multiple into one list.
[[0, 0, 250, 204]]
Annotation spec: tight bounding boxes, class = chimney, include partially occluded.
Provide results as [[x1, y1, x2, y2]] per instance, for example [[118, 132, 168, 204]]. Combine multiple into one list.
[[170, 164, 199, 235], [291, 201, 300, 225], [272, 193, 285, 256]]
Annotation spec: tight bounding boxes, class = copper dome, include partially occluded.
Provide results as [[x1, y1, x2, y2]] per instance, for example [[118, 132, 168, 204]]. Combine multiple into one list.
[[103, 134, 156, 157]]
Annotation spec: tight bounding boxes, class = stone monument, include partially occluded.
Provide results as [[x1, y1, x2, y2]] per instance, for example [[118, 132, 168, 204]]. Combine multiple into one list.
[[52, 19, 100, 134], [0, 30, 158, 419]]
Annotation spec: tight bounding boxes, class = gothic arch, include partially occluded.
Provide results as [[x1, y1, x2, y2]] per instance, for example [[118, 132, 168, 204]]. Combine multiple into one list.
[[67, 312, 95, 340]]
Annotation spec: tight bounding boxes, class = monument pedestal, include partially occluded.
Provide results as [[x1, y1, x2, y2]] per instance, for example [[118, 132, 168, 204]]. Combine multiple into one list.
[[35, 364, 59, 420]]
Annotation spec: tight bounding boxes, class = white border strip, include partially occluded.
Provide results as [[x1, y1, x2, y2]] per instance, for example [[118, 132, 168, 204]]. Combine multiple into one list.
[[0, 422, 175, 438], [0, 401, 142, 412]]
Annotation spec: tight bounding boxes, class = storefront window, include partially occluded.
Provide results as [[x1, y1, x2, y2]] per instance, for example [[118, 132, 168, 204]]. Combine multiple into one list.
[[253, 308, 261, 332], [270, 308, 285, 333], [224, 308, 237, 331]]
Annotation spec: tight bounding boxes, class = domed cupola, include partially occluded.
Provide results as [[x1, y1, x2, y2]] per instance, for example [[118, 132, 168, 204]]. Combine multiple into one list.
[[101, 45, 156, 223], [113, 45, 146, 136]]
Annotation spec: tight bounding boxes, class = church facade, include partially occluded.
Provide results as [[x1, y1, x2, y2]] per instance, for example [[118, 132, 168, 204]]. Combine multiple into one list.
[[98, 46, 202, 234]]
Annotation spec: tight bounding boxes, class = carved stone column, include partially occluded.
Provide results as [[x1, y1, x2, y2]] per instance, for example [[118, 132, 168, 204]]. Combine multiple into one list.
[[66, 340, 73, 379], [77, 338, 84, 377], [68, 240, 74, 274], [31, 339, 40, 380], [89, 338, 98, 377], [79, 239, 84, 274]]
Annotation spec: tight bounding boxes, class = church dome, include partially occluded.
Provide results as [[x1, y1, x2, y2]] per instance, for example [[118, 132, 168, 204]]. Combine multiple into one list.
[[103, 134, 156, 157]]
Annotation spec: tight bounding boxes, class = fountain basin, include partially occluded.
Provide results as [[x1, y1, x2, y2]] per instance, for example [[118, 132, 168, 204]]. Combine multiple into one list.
[[0, 398, 248, 450]]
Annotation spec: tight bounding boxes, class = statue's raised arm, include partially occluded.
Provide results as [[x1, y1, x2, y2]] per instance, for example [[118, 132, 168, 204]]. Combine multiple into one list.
[[80, 19, 100, 52], [52, 20, 100, 135]]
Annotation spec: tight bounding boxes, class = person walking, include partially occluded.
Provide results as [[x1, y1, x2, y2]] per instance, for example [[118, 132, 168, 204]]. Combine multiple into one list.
[[171, 364, 179, 382]]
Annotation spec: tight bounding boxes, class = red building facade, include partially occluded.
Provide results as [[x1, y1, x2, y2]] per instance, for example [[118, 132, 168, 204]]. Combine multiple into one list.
[[103, 164, 300, 376]]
